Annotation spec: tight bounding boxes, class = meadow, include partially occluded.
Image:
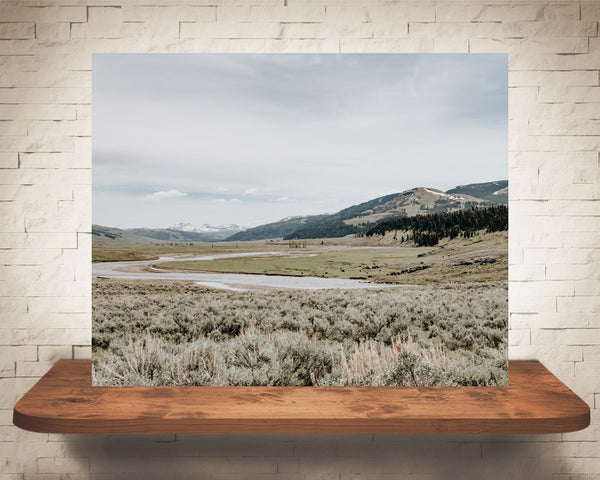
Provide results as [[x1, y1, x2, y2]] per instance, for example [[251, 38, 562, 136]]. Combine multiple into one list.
[[92, 280, 508, 387], [156, 231, 507, 285]]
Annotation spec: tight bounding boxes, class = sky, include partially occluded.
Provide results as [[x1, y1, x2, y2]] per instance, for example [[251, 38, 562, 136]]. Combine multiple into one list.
[[92, 53, 508, 229]]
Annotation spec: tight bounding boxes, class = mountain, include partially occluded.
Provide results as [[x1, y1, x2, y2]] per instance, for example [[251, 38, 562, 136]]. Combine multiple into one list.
[[92, 223, 243, 244], [446, 180, 508, 204], [92, 225, 159, 246], [94, 180, 508, 244], [129, 227, 234, 242], [170, 222, 246, 236], [225, 214, 331, 242], [284, 186, 498, 240], [226, 181, 507, 242]]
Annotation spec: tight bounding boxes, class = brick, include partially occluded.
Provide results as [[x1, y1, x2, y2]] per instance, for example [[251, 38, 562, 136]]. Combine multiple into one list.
[[15, 360, 55, 377], [324, 6, 369, 23], [11, 87, 90, 105], [35, 22, 71, 42], [531, 328, 566, 346], [27, 296, 90, 314], [0, 377, 37, 408], [26, 117, 90, 136], [567, 329, 600, 345], [0, 6, 86, 22], [251, 6, 325, 22], [280, 22, 374, 39], [370, 23, 409, 39], [511, 280, 574, 297], [434, 37, 468, 52], [71, 16, 145, 40], [510, 71, 599, 88], [0, 104, 76, 121], [547, 264, 594, 281], [0, 328, 90, 346], [469, 38, 509, 53], [581, 3, 600, 20], [38, 346, 72, 362], [511, 151, 598, 170], [583, 346, 600, 363], [503, 21, 598, 38], [558, 296, 600, 313], [18, 153, 87, 169], [410, 21, 503, 39], [509, 328, 530, 346], [0, 360, 15, 378], [560, 345, 583, 362], [510, 52, 575, 71], [509, 293, 555, 314], [339, 37, 433, 53], [122, 5, 215, 23], [0, 153, 17, 169], [437, 4, 540, 22], [73, 346, 91, 360], [367, 5, 435, 23], [180, 22, 282, 39], [483, 36, 591, 54], [0, 23, 35, 40], [575, 279, 600, 296], [509, 264, 545, 281]]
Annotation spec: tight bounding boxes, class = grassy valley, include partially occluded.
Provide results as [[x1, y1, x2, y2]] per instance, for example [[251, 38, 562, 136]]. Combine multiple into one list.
[[93, 180, 509, 387], [158, 231, 507, 285]]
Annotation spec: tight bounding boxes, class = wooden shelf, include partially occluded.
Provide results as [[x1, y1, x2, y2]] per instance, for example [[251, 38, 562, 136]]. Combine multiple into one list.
[[13, 360, 589, 434]]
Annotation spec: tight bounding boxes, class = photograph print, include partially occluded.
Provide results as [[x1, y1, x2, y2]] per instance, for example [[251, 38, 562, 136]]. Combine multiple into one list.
[[92, 53, 508, 387]]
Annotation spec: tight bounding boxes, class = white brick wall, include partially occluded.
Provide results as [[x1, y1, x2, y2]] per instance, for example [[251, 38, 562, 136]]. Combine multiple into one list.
[[0, 0, 598, 478]]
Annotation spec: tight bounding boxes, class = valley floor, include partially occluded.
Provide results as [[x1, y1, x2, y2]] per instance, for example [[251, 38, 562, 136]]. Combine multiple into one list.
[[154, 231, 508, 285]]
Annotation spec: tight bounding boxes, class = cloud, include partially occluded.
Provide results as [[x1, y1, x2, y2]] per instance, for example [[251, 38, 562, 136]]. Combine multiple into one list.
[[94, 54, 507, 228], [145, 189, 187, 200]]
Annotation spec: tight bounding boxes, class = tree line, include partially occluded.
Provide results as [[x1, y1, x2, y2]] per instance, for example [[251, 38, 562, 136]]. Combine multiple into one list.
[[366, 205, 508, 247]]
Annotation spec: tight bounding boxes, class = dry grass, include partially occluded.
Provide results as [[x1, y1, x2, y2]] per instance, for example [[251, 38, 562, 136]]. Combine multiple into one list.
[[156, 232, 507, 284], [92, 280, 508, 387]]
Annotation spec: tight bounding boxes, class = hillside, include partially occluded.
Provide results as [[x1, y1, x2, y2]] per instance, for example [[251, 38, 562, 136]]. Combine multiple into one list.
[[446, 180, 508, 204], [225, 214, 331, 242], [366, 204, 508, 246], [92, 225, 158, 247], [92, 224, 235, 246], [284, 185, 500, 240]]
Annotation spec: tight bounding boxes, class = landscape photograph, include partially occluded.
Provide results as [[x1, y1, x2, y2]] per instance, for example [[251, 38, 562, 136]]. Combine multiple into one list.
[[92, 53, 508, 387]]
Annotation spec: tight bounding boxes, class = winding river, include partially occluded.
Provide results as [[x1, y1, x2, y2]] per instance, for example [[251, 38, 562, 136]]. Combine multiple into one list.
[[92, 251, 389, 291]]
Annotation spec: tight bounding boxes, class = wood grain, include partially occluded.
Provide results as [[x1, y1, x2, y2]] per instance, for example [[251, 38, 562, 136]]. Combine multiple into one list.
[[13, 360, 589, 434]]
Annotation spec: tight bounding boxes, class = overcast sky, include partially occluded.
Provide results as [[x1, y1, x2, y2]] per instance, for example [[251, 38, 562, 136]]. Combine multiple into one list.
[[93, 53, 507, 229]]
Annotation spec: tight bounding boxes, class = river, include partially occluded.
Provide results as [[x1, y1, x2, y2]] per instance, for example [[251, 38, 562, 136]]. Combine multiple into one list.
[[92, 251, 390, 291]]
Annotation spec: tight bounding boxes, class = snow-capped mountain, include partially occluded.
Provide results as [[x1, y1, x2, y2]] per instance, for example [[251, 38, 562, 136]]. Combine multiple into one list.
[[170, 223, 246, 234]]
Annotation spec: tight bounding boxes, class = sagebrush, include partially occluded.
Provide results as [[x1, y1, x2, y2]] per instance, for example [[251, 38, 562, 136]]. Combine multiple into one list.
[[92, 281, 507, 386]]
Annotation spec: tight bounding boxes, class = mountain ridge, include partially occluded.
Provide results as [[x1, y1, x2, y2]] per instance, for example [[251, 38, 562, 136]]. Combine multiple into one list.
[[170, 222, 246, 234], [93, 180, 507, 244], [233, 181, 507, 241]]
